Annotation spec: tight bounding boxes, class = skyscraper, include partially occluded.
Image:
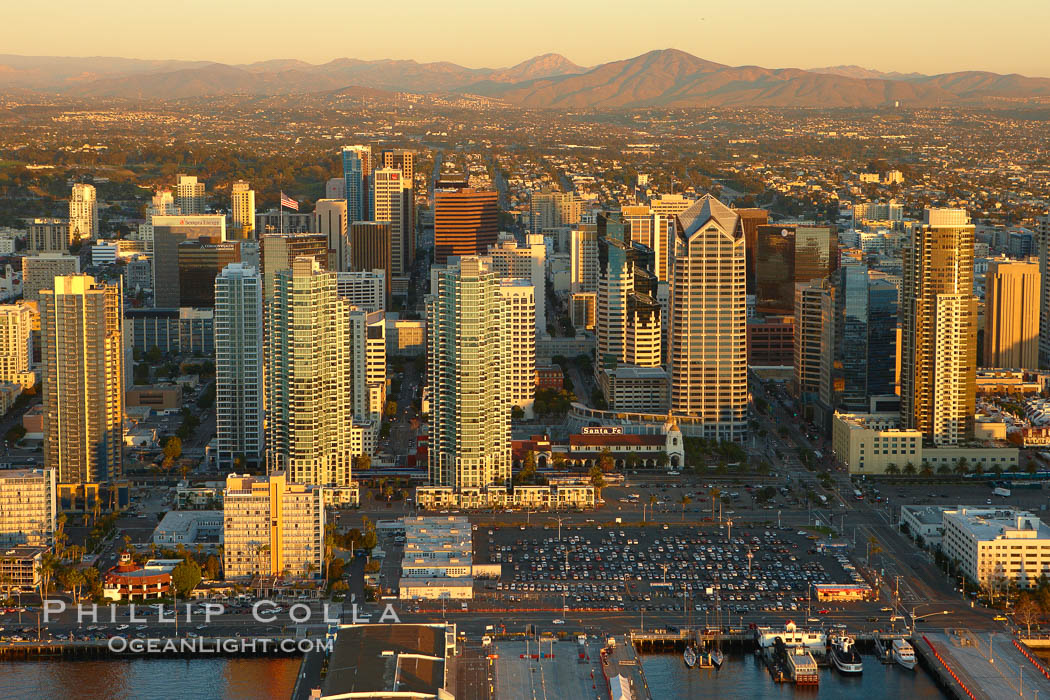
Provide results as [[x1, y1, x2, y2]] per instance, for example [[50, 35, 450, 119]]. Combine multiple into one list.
[[314, 199, 349, 271], [175, 175, 205, 215], [433, 188, 498, 265], [22, 253, 80, 302], [69, 183, 98, 241], [530, 190, 582, 234], [1039, 213, 1050, 367], [900, 208, 977, 445], [734, 207, 769, 295], [349, 222, 392, 303], [177, 237, 241, 308], [151, 215, 226, 307], [794, 278, 829, 401], [0, 468, 56, 547], [0, 302, 34, 390], [381, 149, 416, 267], [260, 232, 329, 299], [489, 232, 547, 335], [373, 167, 407, 281], [668, 195, 747, 442], [215, 263, 264, 470], [570, 224, 599, 293], [40, 275, 124, 486], [754, 224, 836, 315], [426, 256, 512, 489], [984, 258, 1040, 369], [230, 180, 255, 240], [28, 218, 72, 253], [266, 257, 358, 487], [650, 193, 696, 281], [497, 281, 537, 418], [342, 145, 373, 222]]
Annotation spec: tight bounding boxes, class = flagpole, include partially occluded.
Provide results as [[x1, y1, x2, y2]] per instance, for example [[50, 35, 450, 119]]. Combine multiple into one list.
[[280, 192, 284, 235]]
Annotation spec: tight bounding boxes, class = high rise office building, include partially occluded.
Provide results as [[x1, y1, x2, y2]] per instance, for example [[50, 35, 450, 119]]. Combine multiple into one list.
[[734, 208, 769, 295], [488, 232, 547, 335], [0, 468, 57, 547], [325, 177, 345, 200], [260, 233, 329, 299], [373, 168, 409, 284], [178, 237, 241, 308], [754, 224, 836, 315], [265, 257, 358, 487], [22, 253, 80, 302], [650, 193, 696, 281], [175, 175, 206, 215], [69, 184, 98, 241], [426, 256, 512, 489], [984, 258, 1040, 369], [0, 302, 35, 390], [215, 263, 264, 471], [348, 308, 387, 424], [314, 199, 349, 271], [381, 149, 416, 267], [222, 472, 324, 579], [342, 145, 373, 221], [434, 188, 499, 265], [230, 180, 255, 240], [794, 279, 829, 401], [900, 208, 977, 445], [570, 224, 599, 293], [336, 270, 386, 313], [1035, 213, 1050, 368], [530, 190, 582, 234], [151, 215, 226, 307], [497, 281, 537, 418], [668, 196, 747, 442], [40, 275, 124, 486], [349, 222, 392, 303]]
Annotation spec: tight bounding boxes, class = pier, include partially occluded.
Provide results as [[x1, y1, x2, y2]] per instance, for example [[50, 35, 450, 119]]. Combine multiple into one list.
[[0, 635, 310, 660], [915, 630, 1050, 700]]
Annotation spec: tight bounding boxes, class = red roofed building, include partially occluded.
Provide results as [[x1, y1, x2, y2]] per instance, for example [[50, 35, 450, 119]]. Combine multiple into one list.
[[565, 418, 684, 469], [103, 552, 179, 601]]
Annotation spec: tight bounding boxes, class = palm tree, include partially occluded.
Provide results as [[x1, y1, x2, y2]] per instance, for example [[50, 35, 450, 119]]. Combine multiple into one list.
[[937, 464, 952, 475], [903, 462, 917, 476], [920, 461, 933, 477], [953, 458, 969, 476], [885, 463, 900, 475]]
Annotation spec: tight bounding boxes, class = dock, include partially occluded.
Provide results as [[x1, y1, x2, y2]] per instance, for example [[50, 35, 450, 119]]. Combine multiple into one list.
[[916, 630, 1050, 700], [493, 637, 646, 700]]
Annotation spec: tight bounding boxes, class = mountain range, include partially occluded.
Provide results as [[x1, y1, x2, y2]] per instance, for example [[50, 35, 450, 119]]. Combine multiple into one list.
[[2, 49, 1049, 108]]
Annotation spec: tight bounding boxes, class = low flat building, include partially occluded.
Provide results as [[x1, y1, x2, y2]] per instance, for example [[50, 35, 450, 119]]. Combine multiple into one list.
[[0, 545, 46, 593], [152, 510, 223, 546], [942, 507, 1050, 589], [813, 583, 873, 602], [414, 484, 596, 511], [598, 365, 668, 413], [126, 384, 182, 411], [126, 307, 214, 355], [899, 505, 949, 548], [566, 420, 684, 469], [831, 412, 1019, 475]]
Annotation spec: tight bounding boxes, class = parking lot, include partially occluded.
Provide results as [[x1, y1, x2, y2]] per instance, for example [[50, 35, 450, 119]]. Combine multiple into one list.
[[471, 524, 870, 620]]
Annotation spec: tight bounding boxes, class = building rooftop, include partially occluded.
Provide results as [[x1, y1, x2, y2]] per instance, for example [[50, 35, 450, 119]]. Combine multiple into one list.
[[321, 624, 448, 698], [901, 505, 948, 526], [945, 508, 1050, 541]]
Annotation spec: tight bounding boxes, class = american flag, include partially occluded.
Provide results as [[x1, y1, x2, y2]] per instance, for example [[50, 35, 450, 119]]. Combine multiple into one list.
[[279, 192, 298, 211]]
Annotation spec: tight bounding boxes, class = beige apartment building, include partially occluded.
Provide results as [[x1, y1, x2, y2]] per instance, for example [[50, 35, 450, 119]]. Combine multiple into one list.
[[22, 253, 80, 302], [984, 258, 1039, 369], [230, 180, 255, 240], [900, 209, 977, 445], [0, 302, 35, 390], [222, 472, 324, 579], [0, 468, 57, 547], [40, 275, 124, 486], [941, 508, 1050, 589], [69, 183, 98, 240]]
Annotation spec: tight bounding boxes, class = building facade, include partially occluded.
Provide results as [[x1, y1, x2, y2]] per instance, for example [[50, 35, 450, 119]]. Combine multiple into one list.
[[984, 258, 1040, 370], [230, 180, 255, 240], [175, 175, 205, 215], [215, 264, 264, 471], [21, 253, 80, 302], [0, 302, 35, 390], [0, 468, 57, 547], [69, 183, 98, 241], [433, 189, 498, 265], [151, 215, 227, 308]]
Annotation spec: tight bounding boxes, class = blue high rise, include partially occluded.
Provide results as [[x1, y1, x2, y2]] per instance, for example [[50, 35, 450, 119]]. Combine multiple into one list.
[[835, 264, 898, 411], [342, 147, 364, 222]]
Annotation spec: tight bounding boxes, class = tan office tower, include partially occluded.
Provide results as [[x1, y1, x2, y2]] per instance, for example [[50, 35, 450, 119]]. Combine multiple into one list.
[[489, 232, 547, 334], [900, 208, 977, 445], [314, 199, 349, 271], [40, 275, 124, 486], [22, 253, 80, 302], [530, 190, 582, 234], [668, 195, 747, 442], [373, 168, 407, 279], [260, 233, 330, 298], [222, 472, 324, 579], [433, 188, 498, 265], [650, 193, 696, 281], [381, 150, 416, 266], [266, 257, 357, 487], [570, 224, 599, 293], [984, 258, 1040, 369], [230, 180, 255, 240], [28, 218, 73, 253], [0, 302, 35, 390], [794, 279, 830, 400], [426, 256, 511, 489], [68, 184, 98, 241], [175, 174, 205, 215]]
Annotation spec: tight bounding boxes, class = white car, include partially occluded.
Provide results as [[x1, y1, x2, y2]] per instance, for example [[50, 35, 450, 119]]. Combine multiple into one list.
[[552, 619, 565, 625]]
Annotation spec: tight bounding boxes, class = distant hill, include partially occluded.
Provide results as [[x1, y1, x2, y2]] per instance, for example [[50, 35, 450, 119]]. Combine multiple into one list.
[[3, 49, 1050, 107]]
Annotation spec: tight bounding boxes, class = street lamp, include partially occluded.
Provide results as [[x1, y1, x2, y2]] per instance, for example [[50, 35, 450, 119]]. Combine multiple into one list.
[[908, 606, 951, 636]]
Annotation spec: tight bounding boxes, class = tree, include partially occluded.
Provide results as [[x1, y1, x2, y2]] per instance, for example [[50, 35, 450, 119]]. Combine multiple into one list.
[[204, 555, 222, 580], [163, 436, 182, 467], [598, 449, 615, 474], [511, 406, 525, 421], [954, 457, 969, 475], [1016, 593, 1041, 636], [681, 495, 692, 521], [171, 560, 202, 597], [920, 461, 933, 477], [384, 400, 398, 418], [354, 454, 372, 471], [903, 462, 916, 476], [885, 463, 900, 475], [588, 465, 605, 497]]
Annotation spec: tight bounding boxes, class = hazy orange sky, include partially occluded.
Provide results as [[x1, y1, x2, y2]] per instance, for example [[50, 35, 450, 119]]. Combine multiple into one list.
[[3, 0, 1049, 76]]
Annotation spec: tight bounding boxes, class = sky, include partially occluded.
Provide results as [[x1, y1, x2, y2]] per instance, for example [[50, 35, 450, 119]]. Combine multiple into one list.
[[3, 0, 1050, 77]]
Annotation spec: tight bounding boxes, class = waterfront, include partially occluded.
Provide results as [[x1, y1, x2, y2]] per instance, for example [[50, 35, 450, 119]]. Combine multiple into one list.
[[0, 651, 949, 699]]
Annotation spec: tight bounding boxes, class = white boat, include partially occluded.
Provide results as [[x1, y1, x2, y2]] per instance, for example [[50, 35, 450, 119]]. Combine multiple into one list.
[[684, 646, 698, 668], [830, 636, 863, 674], [891, 638, 916, 670], [756, 621, 827, 651], [710, 647, 724, 668]]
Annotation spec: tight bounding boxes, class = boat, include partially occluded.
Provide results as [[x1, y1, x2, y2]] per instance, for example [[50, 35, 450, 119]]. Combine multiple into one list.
[[710, 647, 725, 668], [684, 645, 698, 668], [755, 621, 827, 651], [891, 638, 916, 670], [829, 635, 863, 674], [773, 638, 819, 685]]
